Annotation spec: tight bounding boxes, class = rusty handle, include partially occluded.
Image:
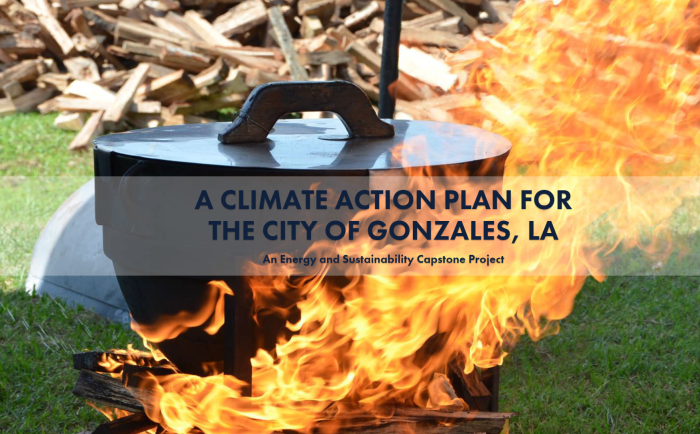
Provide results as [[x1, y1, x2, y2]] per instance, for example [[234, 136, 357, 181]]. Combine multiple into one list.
[[217, 81, 395, 144]]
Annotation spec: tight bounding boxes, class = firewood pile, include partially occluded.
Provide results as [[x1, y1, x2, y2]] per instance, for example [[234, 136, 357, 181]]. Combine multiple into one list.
[[0, 0, 513, 150]]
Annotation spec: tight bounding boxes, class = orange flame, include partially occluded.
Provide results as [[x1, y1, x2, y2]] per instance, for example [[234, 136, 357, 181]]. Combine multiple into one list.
[[97, 1, 700, 432]]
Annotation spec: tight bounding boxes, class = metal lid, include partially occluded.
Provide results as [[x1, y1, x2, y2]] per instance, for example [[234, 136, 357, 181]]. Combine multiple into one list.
[[95, 82, 510, 173], [93, 118, 511, 172]]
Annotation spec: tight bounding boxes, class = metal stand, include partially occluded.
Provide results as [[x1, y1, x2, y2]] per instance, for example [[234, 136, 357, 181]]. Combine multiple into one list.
[[378, 0, 404, 119], [223, 282, 254, 396], [481, 366, 501, 412]]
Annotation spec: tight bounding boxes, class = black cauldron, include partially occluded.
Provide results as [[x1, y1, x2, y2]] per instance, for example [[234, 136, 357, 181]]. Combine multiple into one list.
[[93, 81, 511, 378]]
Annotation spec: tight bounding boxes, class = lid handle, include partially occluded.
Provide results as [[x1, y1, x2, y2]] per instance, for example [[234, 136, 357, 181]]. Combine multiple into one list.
[[218, 81, 395, 144]]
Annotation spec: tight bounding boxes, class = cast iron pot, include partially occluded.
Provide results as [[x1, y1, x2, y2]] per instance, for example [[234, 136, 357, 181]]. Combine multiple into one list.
[[93, 81, 512, 377]]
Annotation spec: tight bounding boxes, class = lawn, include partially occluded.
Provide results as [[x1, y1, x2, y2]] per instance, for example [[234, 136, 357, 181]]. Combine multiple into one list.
[[0, 113, 698, 433]]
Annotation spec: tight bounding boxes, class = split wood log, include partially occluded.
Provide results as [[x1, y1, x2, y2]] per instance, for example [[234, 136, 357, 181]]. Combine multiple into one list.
[[412, 0, 441, 14], [183, 10, 240, 48], [0, 34, 46, 55], [213, 0, 268, 38], [81, 7, 117, 34], [485, 0, 512, 24], [425, 0, 478, 30], [298, 50, 351, 66], [402, 27, 470, 49], [0, 59, 48, 87], [149, 40, 213, 72], [343, 1, 380, 30], [142, 63, 177, 79], [2, 80, 25, 99], [54, 111, 87, 130], [204, 68, 249, 96], [75, 367, 511, 434], [0, 18, 19, 34], [397, 93, 478, 118], [37, 73, 71, 91], [136, 69, 196, 104], [296, 33, 335, 52], [1, 0, 37, 25], [297, 0, 335, 21], [403, 10, 450, 28], [103, 62, 150, 130], [480, 0, 500, 23], [120, 363, 177, 382], [118, 0, 143, 10], [0, 86, 54, 116], [448, 358, 492, 412], [221, 45, 283, 59], [63, 0, 119, 7], [37, 97, 59, 114], [192, 58, 230, 89], [345, 41, 422, 100], [317, 407, 513, 434], [337, 64, 379, 101], [96, 70, 132, 89], [432, 16, 465, 33], [195, 45, 282, 72], [267, 5, 308, 81], [72, 369, 145, 413], [371, 19, 470, 50], [64, 80, 117, 101], [162, 114, 215, 126], [54, 96, 160, 113], [24, 0, 76, 56], [91, 413, 157, 434], [125, 112, 215, 128], [169, 92, 246, 115], [64, 57, 101, 81], [67, 8, 125, 69], [301, 15, 323, 39], [115, 17, 183, 45], [118, 42, 211, 73], [0, 47, 13, 63], [398, 45, 457, 91], [150, 14, 198, 41], [345, 41, 380, 72]]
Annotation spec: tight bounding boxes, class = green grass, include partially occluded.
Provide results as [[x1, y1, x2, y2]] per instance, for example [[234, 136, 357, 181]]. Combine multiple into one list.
[[0, 113, 92, 288], [0, 113, 93, 177], [0, 113, 141, 432], [502, 277, 700, 433], [0, 287, 140, 433], [1, 113, 699, 433]]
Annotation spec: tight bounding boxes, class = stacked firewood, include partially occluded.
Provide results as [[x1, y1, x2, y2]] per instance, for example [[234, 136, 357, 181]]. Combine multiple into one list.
[[0, 0, 512, 149]]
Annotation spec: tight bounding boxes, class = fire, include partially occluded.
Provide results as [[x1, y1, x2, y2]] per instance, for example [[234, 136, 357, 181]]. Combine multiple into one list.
[[98, 0, 700, 432]]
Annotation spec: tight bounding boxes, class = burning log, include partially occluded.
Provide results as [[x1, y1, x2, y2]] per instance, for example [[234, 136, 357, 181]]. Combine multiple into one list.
[[73, 364, 512, 434], [73, 370, 145, 413], [448, 359, 492, 412], [91, 414, 157, 434], [72, 340, 509, 433], [72, 350, 166, 373], [317, 407, 512, 434]]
